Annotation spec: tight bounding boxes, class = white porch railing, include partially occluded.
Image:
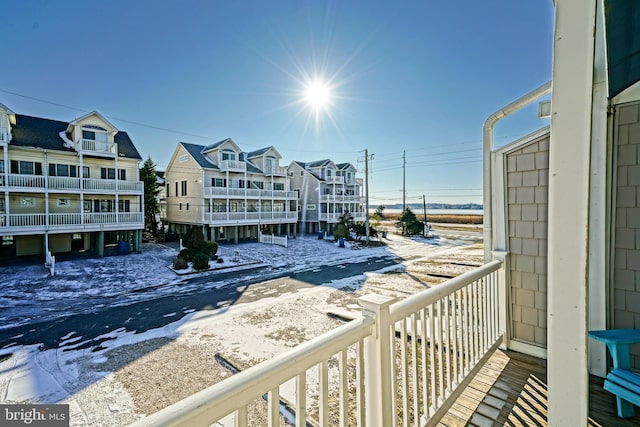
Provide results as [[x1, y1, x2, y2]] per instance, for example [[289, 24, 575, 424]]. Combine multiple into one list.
[[80, 138, 117, 155], [320, 194, 363, 202], [325, 176, 345, 184], [8, 174, 46, 188], [219, 160, 246, 172], [0, 212, 144, 229], [258, 232, 288, 248], [9, 214, 46, 227], [4, 175, 142, 193], [204, 211, 297, 223], [203, 187, 297, 199], [130, 259, 506, 427], [319, 212, 343, 222]]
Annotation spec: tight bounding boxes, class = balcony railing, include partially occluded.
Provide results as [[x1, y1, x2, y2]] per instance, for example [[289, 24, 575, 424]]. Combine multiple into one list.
[[319, 194, 363, 202], [204, 211, 297, 223], [1, 174, 143, 193], [219, 160, 246, 172], [131, 260, 506, 427], [79, 139, 117, 156], [263, 165, 287, 176], [0, 212, 144, 229], [325, 176, 345, 184], [203, 186, 297, 199], [319, 212, 343, 222]]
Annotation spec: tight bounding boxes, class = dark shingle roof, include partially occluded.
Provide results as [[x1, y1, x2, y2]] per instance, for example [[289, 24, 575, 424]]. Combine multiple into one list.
[[336, 162, 355, 171], [180, 142, 263, 174], [10, 114, 142, 160], [245, 146, 273, 158], [202, 138, 232, 153], [305, 159, 332, 168], [180, 142, 219, 169]]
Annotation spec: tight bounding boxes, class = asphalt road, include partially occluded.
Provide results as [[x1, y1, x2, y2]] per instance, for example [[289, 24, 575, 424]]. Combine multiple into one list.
[[0, 256, 396, 351]]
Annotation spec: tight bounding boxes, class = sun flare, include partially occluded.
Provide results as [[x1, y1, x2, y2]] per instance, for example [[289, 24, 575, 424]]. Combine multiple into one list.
[[304, 79, 331, 111]]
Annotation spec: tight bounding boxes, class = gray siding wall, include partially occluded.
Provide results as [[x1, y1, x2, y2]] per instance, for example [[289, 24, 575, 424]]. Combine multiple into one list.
[[506, 135, 549, 348], [613, 101, 640, 368]]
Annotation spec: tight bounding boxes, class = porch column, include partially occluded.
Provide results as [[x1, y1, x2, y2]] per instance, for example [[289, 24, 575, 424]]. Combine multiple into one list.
[[234, 226, 238, 244], [97, 231, 104, 257], [547, 0, 596, 425]]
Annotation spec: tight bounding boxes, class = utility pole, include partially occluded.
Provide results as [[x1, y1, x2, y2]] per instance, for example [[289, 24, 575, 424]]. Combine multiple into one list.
[[423, 194, 428, 237], [402, 150, 406, 211], [365, 149, 371, 243]]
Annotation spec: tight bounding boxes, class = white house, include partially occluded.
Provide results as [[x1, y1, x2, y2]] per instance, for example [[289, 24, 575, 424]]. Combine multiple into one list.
[[288, 159, 365, 235], [0, 104, 144, 259], [164, 139, 298, 243]]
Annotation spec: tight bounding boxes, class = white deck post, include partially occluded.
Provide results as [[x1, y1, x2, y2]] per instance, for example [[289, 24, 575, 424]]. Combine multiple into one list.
[[359, 294, 395, 427], [547, 0, 596, 425], [493, 251, 510, 349]]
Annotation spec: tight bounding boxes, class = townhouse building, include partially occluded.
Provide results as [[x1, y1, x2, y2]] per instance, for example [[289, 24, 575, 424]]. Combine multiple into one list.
[[164, 138, 297, 243], [0, 103, 144, 259], [287, 159, 365, 235]]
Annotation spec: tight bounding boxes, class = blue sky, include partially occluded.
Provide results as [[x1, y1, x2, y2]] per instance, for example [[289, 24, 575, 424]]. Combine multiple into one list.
[[1, 1, 553, 206]]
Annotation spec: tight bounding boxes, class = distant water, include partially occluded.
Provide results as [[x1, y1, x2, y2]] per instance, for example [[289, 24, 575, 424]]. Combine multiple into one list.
[[370, 208, 483, 216]]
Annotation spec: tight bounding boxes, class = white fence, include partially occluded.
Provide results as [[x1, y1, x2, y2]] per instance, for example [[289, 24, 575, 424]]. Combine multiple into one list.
[[130, 259, 506, 427], [258, 232, 288, 248]]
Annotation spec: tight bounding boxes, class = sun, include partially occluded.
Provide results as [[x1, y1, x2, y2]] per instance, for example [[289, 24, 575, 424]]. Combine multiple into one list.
[[304, 79, 332, 111]]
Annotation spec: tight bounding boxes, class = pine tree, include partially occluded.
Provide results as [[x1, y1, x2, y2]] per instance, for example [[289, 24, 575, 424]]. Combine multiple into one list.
[[140, 157, 159, 234]]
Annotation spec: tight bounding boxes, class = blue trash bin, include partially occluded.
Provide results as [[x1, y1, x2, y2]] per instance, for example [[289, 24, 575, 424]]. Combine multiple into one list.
[[338, 238, 345, 248], [318, 231, 324, 239], [118, 241, 130, 255]]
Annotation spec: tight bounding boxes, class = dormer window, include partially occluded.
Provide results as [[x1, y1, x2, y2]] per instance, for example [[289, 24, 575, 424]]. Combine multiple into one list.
[[266, 156, 276, 172], [221, 149, 236, 161], [82, 125, 108, 143]]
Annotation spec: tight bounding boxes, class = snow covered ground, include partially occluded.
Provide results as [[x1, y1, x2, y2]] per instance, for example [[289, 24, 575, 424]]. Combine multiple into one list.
[[0, 232, 482, 426]]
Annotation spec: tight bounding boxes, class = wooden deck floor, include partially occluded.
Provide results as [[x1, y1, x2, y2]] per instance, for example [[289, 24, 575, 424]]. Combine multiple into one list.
[[438, 349, 640, 427]]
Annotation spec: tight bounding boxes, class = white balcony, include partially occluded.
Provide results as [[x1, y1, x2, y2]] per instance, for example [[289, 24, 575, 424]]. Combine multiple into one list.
[[0, 212, 143, 233], [0, 127, 8, 143], [1, 174, 142, 194], [204, 211, 297, 224], [263, 165, 287, 176], [79, 139, 117, 157], [130, 260, 506, 427], [319, 212, 343, 222], [219, 160, 246, 172], [325, 176, 345, 184], [203, 186, 297, 199], [319, 194, 363, 202]]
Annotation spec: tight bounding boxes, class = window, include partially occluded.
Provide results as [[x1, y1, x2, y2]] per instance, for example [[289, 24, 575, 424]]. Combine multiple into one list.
[[265, 156, 276, 172], [181, 180, 187, 196], [0, 160, 4, 173], [306, 204, 316, 210], [82, 126, 108, 142], [221, 149, 235, 161], [166, 184, 170, 197], [213, 202, 226, 212], [300, 171, 304, 176], [252, 181, 263, 189], [49, 163, 78, 177], [186, 203, 189, 210], [20, 197, 35, 207], [175, 182, 178, 196], [273, 182, 284, 191], [101, 168, 116, 180], [97, 199, 114, 212], [83, 200, 92, 212], [57, 198, 70, 207], [2, 236, 14, 246], [0, 198, 4, 213], [11, 160, 42, 175], [82, 166, 90, 179], [99, 168, 125, 180], [118, 199, 130, 212], [212, 178, 226, 187], [179, 203, 182, 210], [327, 168, 333, 177]]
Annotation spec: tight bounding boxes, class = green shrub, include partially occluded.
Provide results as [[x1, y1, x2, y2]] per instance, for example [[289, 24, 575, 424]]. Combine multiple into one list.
[[188, 228, 207, 251], [333, 223, 349, 240], [173, 256, 188, 270], [192, 252, 210, 270], [216, 257, 224, 263], [179, 248, 197, 261], [204, 241, 218, 258]]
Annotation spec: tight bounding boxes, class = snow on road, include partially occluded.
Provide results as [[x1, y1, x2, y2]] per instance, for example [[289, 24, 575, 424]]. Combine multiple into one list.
[[0, 231, 482, 426]]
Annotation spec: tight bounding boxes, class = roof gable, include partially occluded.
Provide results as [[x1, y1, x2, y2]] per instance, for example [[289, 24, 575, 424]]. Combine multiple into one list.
[[66, 111, 118, 134], [245, 146, 281, 159], [202, 138, 240, 154]]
